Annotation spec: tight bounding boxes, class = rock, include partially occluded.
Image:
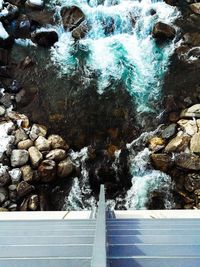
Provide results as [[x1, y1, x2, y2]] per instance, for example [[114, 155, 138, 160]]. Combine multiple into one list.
[[0, 3, 19, 21], [14, 128, 28, 144], [20, 197, 29, 211], [38, 159, 56, 182], [57, 158, 75, 178], [21, 165, 34, 183], [34, 136, 50, 151], [17, 181, 34, 197], [181, 104, 200, 119], [0, 106, 5, 116], [0, 187, 8, 204], [152, 22, 176, 40], [27, 10, 56, 26], [177, 119, 198, 136], [162, 123, 177, 139], [7, 111, 29, 128], [29, 124, 47, 141], [18, 139, 33, 150], [183, 32, 200, 47], [19, 56, 34, 69], [13, 14, 31, 39], [9, 168, 22, 183], [164, 0, 178, 6], [151, 153, 174, 172], [8, 203, 17, 211], [61, 6, 85, 31], [165, 134, 190, 153], [9, 80, 22, 94], [72, 21, 88, 40], [28, 146, 43, 168], [46, 149, 66, 161], [11, 149, 29, 167], [8, 184, 17, 201], [26, 0, 44, 9], [31, 31, 58, 47], [48, 134, 68, 150], [28, 194, 39, 210], [175, 153, 200, 171], [190, 132, 200, 153], [149, 136, 165, 151], [0, 48, 8, 65], [190, 3, 200, 15]]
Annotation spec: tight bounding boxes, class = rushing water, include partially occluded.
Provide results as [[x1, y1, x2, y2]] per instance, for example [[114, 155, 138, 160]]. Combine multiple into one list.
[[49, 0, 178, 113]]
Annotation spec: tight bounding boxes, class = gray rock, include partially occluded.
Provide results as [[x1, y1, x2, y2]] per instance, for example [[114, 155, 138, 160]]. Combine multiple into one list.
[[11, 149, 29, 167], [162, 123, 177, 139], [57, 158, 75, 178], [14, 128, 28, 144], [29, 124, 47, 141], [34, 136, 50, 151], [0, 106, 5, 116], [28, 146, 43, 168], [9, 168, 22, 183], [0, 165, 10, 186]]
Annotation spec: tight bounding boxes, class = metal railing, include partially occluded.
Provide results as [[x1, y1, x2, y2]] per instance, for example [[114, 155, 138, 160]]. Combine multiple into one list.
[[91, 184, 106, 267]]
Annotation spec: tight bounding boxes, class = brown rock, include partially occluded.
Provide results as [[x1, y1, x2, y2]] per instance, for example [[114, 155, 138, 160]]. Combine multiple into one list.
[[46, 149, 66, 161], [190, 132, 200, 153], [38, 160, 56, 182], [17, 181, 34, 197], [61, 6, 85, 31], [152, 22, 176, 40], [165, 134, 190, 153], [28, 146, 43, 168], [175, 153, 200, 171], [21, 165, 34, 183], [180, 104, 200, 119], [31, 31, 58, 47], [177, 119, 198, 136], [28, 194, 39, 211], [151, 153, 174, 172], [18, 139, 34, 149], [7, 112, 29, 128], [29, 124, 47, 141], [57, 158, 75, 178], [190, 3, 200, 15], [149, 137, 165, 151], [48, 134, 68, 149]]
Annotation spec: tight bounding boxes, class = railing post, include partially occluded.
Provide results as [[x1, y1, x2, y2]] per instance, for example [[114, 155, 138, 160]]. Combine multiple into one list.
[[91, 184, 106, 267]]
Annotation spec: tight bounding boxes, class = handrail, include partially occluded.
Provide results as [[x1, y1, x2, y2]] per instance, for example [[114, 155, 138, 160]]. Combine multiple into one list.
[[91, 184, 106, 267]]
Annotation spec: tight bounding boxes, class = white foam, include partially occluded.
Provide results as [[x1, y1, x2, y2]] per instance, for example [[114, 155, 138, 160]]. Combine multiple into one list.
[[0, 21, 8, 40]]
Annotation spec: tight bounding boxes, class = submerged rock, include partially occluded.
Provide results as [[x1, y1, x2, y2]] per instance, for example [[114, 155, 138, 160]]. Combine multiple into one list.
[[152, 22, 176, 40], [72, 22, 88, 40], [31, 31, 58, 47], [61, 6, 85, 31]]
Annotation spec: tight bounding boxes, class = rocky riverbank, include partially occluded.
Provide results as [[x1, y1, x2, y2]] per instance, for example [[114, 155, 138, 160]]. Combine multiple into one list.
[[0, 0, 200, 211]]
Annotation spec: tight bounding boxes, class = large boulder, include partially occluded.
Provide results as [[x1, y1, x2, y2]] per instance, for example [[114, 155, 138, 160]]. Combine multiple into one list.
[[57, 158, 75, 178], [151, 153, 174, 172], [175, 153, 200, 171], [152, 22, 176, 40], [181, 104, 200, 119], [11, 149, 29, 167], [38, 159, 56, 182], [61, 6, 85, 31], [31, 31, 58, 47], [165, 134, 190, 153]]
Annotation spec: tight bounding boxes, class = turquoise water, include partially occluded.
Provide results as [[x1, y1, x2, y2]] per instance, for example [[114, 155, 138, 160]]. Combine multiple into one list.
[[50, 0, 178, 113]]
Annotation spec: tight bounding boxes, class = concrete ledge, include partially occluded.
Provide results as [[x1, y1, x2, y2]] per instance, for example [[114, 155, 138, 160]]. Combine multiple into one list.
[[0, 211, 92, 220], [114, 210, 200, 219]]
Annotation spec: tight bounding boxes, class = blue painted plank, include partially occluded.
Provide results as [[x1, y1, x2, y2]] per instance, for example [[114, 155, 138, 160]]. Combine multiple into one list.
[[109, 244, 200, 257], [108, 229, 200, 235], [108, 258, 200, 267]]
